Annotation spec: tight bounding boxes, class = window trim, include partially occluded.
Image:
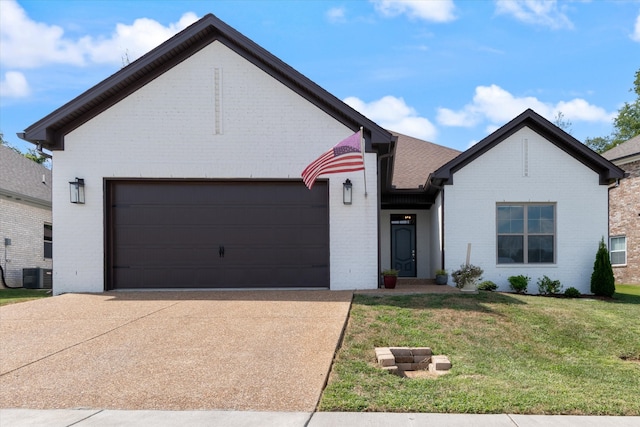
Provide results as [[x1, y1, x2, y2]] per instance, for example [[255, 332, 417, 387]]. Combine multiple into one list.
[[496, 203, 556, 265], [609, 235, 627, 266]]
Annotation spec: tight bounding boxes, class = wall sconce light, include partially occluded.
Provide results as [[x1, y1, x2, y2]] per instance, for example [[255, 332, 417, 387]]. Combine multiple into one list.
[[343, 179, 353, 205], [69, 178, 85, 204]]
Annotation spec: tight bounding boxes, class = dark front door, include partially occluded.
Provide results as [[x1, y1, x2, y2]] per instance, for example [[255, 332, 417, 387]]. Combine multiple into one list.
[[106, 180, 329, 289], [391, 214, 416, 277]]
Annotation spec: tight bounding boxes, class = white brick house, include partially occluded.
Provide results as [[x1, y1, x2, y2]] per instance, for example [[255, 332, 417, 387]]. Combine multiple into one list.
[[427, 110, 624, 293], [19, 14, 623, 295], [0, 145, 53, 288]]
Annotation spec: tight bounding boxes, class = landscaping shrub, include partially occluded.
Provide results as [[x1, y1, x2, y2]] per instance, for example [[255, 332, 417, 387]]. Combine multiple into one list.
[[537, 275, 562, 295], [564, 287, 581, 298], [477, 280, 497, 291], [508, 275, 530, 294], [590, 237, 615, 297]]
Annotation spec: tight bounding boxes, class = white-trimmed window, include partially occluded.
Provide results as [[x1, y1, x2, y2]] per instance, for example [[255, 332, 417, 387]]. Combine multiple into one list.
[[497, 203, 555, 264], [610, 236, 626, 266]]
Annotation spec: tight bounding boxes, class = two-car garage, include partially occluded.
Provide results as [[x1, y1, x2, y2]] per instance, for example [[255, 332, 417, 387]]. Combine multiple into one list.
[[105, 180, 329, 290]]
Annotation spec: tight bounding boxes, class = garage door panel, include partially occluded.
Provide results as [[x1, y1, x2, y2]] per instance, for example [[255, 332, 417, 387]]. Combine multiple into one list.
[[107, 180, 329, 289]]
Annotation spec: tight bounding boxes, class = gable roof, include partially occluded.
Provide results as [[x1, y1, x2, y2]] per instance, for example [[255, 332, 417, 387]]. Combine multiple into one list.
[[601, 134, 640, 164], [0, 145, 52, 208], [18, 13, 394, 155], [390, 131, 460, 189], [430, 108, 625, 186]]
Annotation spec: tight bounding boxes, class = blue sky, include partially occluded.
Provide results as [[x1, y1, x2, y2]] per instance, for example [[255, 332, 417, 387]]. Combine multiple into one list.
[[1, 0, 639, 154]]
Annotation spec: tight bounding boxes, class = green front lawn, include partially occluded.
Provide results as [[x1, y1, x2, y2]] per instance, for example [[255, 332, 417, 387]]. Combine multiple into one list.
[[320, 290, 640, 415], [0, 288, 51, 306], [616, 284, 640, 297]]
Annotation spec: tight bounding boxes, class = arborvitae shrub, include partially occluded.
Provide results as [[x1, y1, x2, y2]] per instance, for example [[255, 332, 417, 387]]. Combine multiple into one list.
[[590, 237, 615, 297]]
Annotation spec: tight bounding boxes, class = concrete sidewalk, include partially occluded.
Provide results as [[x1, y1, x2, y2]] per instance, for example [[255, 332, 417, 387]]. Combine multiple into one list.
[[2, 409, 639, 427]]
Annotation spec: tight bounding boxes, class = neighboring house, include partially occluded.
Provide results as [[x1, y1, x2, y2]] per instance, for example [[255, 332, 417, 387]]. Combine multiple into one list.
[[0, 144, 53, 288], [18, 14, 623, 295], [602, 135, 640, 284]]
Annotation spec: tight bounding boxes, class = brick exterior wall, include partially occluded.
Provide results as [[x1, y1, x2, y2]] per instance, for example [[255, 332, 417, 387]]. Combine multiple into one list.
[[443, 127, 609, 295], [0, 198, 52, 288], [51, 41, 378, 294], [609, 159, 640, 284]]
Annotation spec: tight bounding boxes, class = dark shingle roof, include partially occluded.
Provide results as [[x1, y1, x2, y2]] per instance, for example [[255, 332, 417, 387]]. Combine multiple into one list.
[[601, 134, 640, 163], [0, 145, 52, 207], [390, 132, 461, 189]]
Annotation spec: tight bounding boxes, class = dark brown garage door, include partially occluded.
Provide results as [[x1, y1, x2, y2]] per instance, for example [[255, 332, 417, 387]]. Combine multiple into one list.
[[106, 180, 329, 289]]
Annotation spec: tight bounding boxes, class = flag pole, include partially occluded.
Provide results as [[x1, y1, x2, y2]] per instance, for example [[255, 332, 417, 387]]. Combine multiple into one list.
[[360, 126, 368, 197]]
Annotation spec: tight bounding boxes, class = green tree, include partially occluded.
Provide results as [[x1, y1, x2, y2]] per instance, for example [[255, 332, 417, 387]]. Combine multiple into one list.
[[1, 131, 50, 165], [553, 111, 572, 133], [590, 237, 615, 297], [25, 149, 48, 164], [611, 68, 640, 143], [585, 68, 640, 153]]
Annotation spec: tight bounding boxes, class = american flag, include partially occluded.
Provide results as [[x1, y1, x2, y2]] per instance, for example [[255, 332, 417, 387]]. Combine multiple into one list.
[[301, 130, 365, 189]]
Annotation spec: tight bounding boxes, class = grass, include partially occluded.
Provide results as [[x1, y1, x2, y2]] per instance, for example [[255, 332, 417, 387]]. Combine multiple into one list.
[[320, 288, 640, 415], [616, 284, 640, 297], [0, 288, 51, 306]]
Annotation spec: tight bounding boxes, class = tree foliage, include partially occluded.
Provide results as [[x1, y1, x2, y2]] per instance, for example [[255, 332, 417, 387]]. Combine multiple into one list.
[[1, 131, 50, 165], [590, 237, 615, 297], [585, 68, 640, 153]]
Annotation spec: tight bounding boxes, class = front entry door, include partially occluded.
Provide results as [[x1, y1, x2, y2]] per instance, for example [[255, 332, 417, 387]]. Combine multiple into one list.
[[391, 214, 416, 277]]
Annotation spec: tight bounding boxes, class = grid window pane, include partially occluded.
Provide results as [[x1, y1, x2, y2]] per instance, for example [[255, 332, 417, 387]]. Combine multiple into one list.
[[498, 235, 524, 263], [528, 236, 554, 263], [610, 237, 625, 251], [497, 206, 524, 233], [610, 236, 626, 265], [497, 203, 554, 264], [611, 251, 625, 265]]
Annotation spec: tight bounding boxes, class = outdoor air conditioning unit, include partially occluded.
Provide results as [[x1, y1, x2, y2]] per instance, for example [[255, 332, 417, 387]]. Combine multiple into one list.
[[22, 268, 53, 289]]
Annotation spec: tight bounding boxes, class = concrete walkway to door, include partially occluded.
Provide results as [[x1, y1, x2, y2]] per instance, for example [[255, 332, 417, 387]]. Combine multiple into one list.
[[0, 290, 352, 412]]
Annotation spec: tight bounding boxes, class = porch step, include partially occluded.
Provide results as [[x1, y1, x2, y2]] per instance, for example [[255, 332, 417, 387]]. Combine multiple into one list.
[[396, 278, 436, 286]]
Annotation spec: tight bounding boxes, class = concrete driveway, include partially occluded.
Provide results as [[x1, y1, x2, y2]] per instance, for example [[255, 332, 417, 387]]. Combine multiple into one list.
[[0, 291, 352, 411]]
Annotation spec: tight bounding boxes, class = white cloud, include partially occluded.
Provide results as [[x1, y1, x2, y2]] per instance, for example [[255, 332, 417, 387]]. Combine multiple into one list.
[[371, 0, 456, 23], [631, 13, 640, 42], [0, 0, 198, 68], [0, 71, 30, 98], [326, 7, 347, 24], [79, 14, 199, 65], [436, 84, 614, 129], [344, 95, 437, 140], [494, 0, 573, 30]]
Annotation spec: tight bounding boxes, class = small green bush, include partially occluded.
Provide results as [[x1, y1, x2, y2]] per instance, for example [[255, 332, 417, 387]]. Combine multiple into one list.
[[508, 275, 530, 294], [564, 287, 581, 298], [537, 275, 562, 295], [590, 237, 615, 297], [477, 280, 497, 291]]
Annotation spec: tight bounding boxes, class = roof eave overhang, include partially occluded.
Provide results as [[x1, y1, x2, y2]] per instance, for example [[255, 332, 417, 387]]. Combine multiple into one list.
[[20, 13, 394, 152], [430, 109, 625, 186]]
